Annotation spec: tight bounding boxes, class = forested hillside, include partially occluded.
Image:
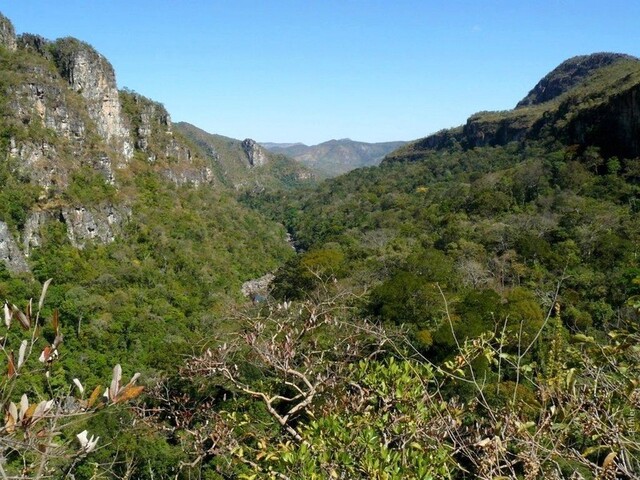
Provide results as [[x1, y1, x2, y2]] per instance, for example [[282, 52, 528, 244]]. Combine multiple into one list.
[[0, 10, 637, 479], [236, 53, 640, 479], [0, 13, 303, 477], [174, 121, 314, 189]]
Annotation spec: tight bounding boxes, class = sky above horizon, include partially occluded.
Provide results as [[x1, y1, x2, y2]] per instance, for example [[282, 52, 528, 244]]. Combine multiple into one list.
[[3, 1, 640, 145]]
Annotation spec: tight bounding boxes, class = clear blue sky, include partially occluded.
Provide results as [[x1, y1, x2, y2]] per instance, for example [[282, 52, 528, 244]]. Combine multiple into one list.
[[3, 1, 640, 144]]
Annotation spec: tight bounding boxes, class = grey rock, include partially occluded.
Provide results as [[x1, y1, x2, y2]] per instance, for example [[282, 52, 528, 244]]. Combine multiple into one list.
[[122, 91, 213, 185], [22, 211, 48, 256], [52, 38, 133, 162], [60, 205, 128, 248], [23, 205, 130, 252], [0, 13, 17, 51], [241, 273, 275, 299], [242, 138, 268, 167], [0, 222, 29, 274]]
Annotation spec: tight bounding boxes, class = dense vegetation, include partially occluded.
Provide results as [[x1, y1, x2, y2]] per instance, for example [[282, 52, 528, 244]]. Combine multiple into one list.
[[234, 133, 640, 477], [0, 13, 637, 477]]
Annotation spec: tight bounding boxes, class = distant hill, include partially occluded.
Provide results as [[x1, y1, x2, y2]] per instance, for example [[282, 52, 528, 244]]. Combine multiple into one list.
[[174, 122, 314, 190], [262, 138, 407, 177]]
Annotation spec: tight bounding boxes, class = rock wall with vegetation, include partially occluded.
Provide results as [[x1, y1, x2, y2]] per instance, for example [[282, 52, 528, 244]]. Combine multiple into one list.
[[386, 53, 640, 162]]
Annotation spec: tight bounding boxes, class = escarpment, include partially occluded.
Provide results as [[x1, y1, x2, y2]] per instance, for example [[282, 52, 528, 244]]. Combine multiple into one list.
[[385, 53, 640, 164], [0, 14, 214, 273]]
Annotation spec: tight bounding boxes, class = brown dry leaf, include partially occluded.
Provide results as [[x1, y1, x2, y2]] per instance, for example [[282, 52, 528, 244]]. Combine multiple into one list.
[[602, 451, 617, 469], [4, 412, 15, 433], [39, 345, 51, 363], [52, 309, 59, 334], [87, 385, 103, 408], [23, 403, 38, 423], [114, 385, 144, 404], [5, 402, 18, 432], [7, 351, 16, 379], [12, 305, 29, 330]]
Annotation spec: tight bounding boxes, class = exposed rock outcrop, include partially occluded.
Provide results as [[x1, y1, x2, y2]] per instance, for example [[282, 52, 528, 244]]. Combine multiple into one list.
[[6, 59, 94, 192], [0, 13, 17, 51], [22, 205, 130, 253], [385, 53, 640, 163], [0, 222, 29, 273], [242, 138, 268, 167], [51, 38, 133, 162], [461, 110, 534, 149], [17, 34, 51, 58], [241, 273, 274, 301], [517, 53, 637, 108], [120, 90, 214, 185], [0, 11, 275, 275], [61, 205, 128, 248], [562, 82, 640, 159]]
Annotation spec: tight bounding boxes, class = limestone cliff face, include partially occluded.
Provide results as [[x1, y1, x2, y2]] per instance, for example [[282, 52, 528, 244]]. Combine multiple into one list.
[[22, 205, 130, 254], [60, 205, 129, 249], [242, 138, 268, 167], [0, 13, 216, 273], [120, 90, 214, 185], [6, 48, 92, 191], [51, 37, 133, 163], [0, 13, 16, 51], [0, 222, 29, 273]]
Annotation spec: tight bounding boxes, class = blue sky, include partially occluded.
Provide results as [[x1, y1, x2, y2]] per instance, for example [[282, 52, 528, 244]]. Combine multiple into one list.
[[3, 1, 640, 144]]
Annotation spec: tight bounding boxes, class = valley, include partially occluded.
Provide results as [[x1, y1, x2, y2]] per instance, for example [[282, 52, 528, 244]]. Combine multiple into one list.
[[0, 10, 637, 479]]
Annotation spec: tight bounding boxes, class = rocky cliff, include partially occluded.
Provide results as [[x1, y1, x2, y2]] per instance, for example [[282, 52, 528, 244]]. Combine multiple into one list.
[[51, 37, 133, 163], [0, 12, 215, 273], [516, 53, 635, 108], [0, 13, 16, 51], [242, 138, 269, 167], [0, 222, 29, 273], [385, 53, 640, 163]]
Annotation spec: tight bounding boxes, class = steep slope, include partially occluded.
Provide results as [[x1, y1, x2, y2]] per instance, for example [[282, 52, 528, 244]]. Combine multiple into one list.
[[0, 11, 304, 282], [263, 138, 407, 177], [0, 12, 296, 377], [386, 53, 640, 163], [0, 18, 224, 270], [174, 121, 314, 189], [516, 52, 636, 107]]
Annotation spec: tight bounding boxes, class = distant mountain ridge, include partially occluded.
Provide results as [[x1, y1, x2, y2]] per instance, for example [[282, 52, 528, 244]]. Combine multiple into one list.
[[262, 138, 407, 177]]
